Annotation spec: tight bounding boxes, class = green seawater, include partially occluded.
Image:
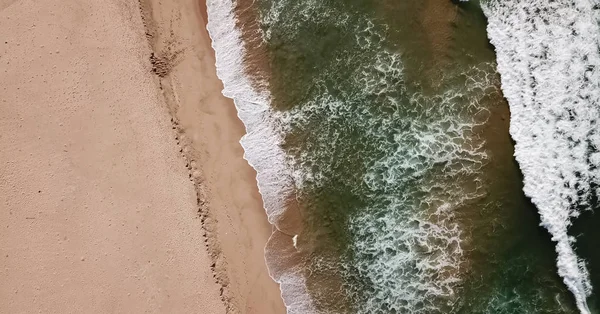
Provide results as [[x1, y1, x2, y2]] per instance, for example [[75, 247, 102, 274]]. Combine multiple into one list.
[[242, 0, 580, 312]]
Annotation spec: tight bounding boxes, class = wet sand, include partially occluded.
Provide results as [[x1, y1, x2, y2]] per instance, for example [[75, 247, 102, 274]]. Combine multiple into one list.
[[0, 0, 284, 312]]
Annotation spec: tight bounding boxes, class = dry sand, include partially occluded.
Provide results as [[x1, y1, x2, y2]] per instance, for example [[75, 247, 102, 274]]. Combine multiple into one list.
[[0, 0, 284, 313]]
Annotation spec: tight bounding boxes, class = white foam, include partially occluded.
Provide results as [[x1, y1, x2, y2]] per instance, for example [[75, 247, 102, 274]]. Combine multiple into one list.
[[205, 1, 315, 312], [482, 1, 600, 313]]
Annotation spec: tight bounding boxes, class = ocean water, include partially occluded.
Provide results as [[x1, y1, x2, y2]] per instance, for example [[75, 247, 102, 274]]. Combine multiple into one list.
[[206, 0, 598, 313]]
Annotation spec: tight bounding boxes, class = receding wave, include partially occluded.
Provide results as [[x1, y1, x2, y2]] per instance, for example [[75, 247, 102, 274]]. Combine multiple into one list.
[[482, 1, 600, 313]]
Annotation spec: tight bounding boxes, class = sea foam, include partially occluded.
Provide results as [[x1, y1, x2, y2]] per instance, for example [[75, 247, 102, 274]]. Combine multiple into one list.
[[482, 1, 600, 313]]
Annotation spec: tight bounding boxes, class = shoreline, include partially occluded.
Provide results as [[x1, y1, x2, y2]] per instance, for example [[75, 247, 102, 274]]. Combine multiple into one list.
[[204, 0, 315, 312], [138, 0, 286, 312]]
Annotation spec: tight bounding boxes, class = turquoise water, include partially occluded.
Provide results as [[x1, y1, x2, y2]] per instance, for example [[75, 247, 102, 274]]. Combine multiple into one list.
[[206, 0, 599, 312]]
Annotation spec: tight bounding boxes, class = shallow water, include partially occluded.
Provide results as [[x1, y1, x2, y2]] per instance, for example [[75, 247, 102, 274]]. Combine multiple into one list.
[[206, 0, 598, 312]]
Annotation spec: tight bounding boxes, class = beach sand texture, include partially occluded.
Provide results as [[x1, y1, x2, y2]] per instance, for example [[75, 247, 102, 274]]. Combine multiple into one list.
[[0, 0, 284, 313]]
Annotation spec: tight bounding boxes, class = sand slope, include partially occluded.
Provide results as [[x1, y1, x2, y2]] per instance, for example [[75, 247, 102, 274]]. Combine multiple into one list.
[[137, 0, 286, 313], [0, 0, 226, 312]]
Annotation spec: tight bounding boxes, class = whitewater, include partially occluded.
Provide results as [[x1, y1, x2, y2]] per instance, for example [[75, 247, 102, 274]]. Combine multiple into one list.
[[483, 0, 600, 313]]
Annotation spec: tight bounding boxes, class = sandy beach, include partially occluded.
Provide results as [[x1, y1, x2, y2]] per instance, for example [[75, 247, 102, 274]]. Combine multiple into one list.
[[0, 0, 284, 313]]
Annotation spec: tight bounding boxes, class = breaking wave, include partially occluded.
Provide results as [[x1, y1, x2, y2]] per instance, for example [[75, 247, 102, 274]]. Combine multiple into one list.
[[482, 1, 600, 313]]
